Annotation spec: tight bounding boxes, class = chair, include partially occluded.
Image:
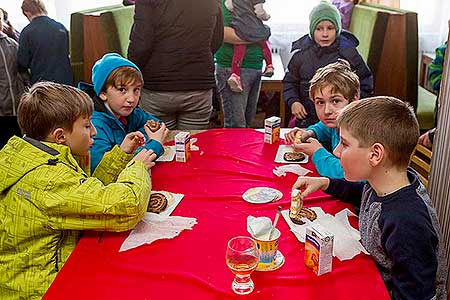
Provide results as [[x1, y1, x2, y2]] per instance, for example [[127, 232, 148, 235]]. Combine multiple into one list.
[[409, 144, 432, 188]]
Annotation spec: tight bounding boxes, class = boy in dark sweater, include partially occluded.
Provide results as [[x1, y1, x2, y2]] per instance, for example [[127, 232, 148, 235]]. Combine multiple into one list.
[[292, 97, 447, 300], [18, 0, 73, 85]]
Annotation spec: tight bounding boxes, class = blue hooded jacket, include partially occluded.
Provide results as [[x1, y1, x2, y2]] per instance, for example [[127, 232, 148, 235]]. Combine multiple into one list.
[[283, 31, 373, 127], [81, 84, 164, 172]]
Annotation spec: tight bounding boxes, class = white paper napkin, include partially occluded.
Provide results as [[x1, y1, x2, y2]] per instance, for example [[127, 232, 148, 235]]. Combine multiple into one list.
[[273, 164, 311, 177], [119, 213, 197, 252], [247, 216, 272, 240], [281, 208, 368, 261]]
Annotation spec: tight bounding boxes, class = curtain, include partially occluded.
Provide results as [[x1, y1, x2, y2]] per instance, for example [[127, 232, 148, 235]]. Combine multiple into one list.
[[428, 20, 450, 293]]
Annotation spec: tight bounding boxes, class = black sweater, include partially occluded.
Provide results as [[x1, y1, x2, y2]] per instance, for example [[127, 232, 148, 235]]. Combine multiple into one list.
[[325, 169, 447, 300], [128, 0, 224, 91]]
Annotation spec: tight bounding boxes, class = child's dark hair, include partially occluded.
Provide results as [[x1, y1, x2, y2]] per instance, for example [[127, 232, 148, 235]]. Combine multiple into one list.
[[102, 66, 143, 93], [337, 96, 420, 168], [309, 59, 360, 102], [18, 82, 93, 140]]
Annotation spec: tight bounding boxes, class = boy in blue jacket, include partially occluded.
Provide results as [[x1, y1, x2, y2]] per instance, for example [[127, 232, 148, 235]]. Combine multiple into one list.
[[82, 53, 168, 172], [293, 97, 447, 300], [283, 0, 372, 128], [285, 59, 358, 178]]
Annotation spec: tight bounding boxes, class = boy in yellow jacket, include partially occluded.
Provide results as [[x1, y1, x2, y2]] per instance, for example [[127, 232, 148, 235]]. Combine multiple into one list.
[[0, 82, 156, 300]]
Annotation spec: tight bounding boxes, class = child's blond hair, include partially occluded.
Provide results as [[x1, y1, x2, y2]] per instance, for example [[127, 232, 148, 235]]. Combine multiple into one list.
[[21, 0, 47, 16], [102, 66, 143, 93], [309, 59, 360, 102], [18, 82, 93, 140], [337, 96, 419, 168]]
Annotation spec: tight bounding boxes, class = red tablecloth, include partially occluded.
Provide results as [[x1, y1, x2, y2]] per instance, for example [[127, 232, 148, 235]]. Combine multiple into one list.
[[44, 128, 390, 300]]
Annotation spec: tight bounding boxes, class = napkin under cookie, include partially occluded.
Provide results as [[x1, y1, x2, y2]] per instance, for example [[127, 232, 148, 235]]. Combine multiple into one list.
[[119, 213, 197, 252], [282, 208, 368, 260]]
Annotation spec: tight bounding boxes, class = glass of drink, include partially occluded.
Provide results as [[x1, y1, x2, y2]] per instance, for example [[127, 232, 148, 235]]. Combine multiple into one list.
[[225, 236, 259, 295]]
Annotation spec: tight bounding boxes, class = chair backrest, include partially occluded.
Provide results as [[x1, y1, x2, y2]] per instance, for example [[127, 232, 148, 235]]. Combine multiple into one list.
[[410, 144, 432, 188]]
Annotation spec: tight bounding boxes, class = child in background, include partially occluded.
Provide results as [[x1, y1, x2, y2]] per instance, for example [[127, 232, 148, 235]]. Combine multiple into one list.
[[283, 0, 372, 128], [225, 0, 273, 92], [0, 9, 26, 148], [0, 82, 156, 300], [418, 42, 447, 148], [18, 0, 73, 85], [292, 97, 447, 300], [331, 0, 355, 30], [0, 8, 20, 42], [285, 59, 359, 178], [80, 53, 168, 172]]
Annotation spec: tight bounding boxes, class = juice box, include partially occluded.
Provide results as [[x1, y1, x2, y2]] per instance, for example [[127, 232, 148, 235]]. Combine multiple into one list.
[[264, 116, 281, 144], [175, 132, 191, 162], [304, 224, 334, 276]]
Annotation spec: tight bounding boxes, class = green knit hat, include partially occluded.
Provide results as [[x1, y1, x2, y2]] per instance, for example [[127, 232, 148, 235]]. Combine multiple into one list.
[[309, 0, 342, 39]]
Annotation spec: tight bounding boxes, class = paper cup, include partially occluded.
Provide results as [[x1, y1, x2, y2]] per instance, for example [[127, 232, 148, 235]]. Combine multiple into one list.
[[252, 228, 280, 264]]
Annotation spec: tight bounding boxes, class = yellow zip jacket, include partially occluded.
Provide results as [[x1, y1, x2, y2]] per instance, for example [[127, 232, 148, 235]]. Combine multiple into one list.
[[0, 136, 151, 300]]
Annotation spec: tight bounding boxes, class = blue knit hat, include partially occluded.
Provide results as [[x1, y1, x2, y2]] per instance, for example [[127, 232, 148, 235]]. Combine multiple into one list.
[[92, 53, 140, 96], [309, 0, 342, 39]]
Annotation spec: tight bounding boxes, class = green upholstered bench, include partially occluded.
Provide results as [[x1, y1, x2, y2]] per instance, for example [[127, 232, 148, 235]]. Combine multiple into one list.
[[70, 4, 135, 83], [349, 3, 418, 111], [417, 86, 437, 131]]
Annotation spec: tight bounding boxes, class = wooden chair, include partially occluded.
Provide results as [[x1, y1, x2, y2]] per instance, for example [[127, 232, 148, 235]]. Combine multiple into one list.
[[410, 144, 432, 188]]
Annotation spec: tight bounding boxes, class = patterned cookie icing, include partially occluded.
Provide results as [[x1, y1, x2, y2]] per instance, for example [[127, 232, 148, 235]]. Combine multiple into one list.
[[147, 192, 168, 213]]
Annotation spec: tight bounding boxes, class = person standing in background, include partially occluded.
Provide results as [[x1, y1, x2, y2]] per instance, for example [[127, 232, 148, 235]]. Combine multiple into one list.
[[0, 9, 26, 148], [128, 0, 223, 130], [215, 0, 264, 128], [18, 0, 73, 85]]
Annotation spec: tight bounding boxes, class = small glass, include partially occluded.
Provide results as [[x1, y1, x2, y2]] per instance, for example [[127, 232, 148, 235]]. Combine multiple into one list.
[[225, 236, 259, 295]]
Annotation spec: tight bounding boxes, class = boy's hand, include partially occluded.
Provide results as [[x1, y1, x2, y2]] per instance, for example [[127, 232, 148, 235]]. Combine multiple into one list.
[[120, 132, 145, 154], [133, 149, 157, 170], [144, 122, 169, 144], [293, 176, 330, 199], [293, 138, 323, 156], [285, 127, 305, 144], [418, 130, 432, 148], [291, 102, 308, 119]]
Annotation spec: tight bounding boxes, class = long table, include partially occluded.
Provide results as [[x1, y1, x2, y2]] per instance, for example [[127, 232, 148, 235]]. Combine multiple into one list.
[[44, 129, 390, 300]]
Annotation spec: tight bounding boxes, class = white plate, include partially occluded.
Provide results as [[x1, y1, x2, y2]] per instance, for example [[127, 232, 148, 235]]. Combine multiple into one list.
[[156, 146, 175, 162], [242, 187, 283, 204], [275, 145, 309, 164]]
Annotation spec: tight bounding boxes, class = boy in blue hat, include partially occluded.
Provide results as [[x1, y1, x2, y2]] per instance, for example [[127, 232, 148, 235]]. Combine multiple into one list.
[[283, 0, 373, 128], [80, 53, 168, 172]]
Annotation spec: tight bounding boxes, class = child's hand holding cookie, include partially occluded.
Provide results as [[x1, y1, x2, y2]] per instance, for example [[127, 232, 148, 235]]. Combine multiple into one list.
[[144, 122, 169, 144], [120, 131, 145, 155]]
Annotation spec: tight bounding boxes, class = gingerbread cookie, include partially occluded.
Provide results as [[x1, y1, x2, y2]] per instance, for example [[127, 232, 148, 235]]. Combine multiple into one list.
[[294, 131, 303, 144], [145, 120, 161, 132], [147, 192, 168, 213], [290, 208, 317, 225], [283, 151, 306, 162]]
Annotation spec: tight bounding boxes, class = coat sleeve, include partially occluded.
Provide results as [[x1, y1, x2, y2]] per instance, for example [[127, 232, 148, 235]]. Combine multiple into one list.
[[17, 29, 32, 69], [312, 148, 344, 179], [127, 1, 155, 70], [324, 178, 364, 208], [342, 49, 373, 99], [210, 5, 224, 54], [93, 145, 133, 185], [283, 53, 303, 108], [307, 122, 330, 142], [352, 51, 373, 99], [42, 160, 151, 232]]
